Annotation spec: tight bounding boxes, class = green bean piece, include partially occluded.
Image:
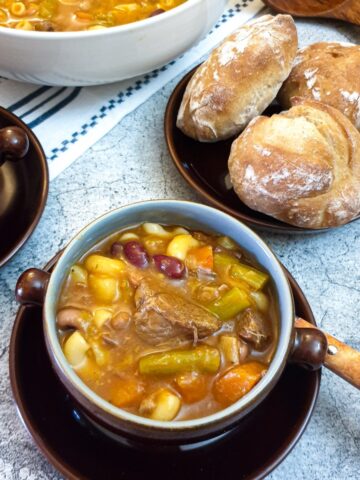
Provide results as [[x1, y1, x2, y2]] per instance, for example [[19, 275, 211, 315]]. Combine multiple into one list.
[[214, 253, 268, 290], [230, 264, 268, 290], [139, 346, 220, 376], [207, 287, 251, 321]]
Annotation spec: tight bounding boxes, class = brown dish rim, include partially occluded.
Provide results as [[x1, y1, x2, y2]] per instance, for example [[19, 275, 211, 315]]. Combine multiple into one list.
[[0, 106, 48, 267]]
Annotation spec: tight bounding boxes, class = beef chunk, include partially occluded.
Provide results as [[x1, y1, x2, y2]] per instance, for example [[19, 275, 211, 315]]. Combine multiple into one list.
[[236, 309, 271, 350], [134, 280, 221, 345]]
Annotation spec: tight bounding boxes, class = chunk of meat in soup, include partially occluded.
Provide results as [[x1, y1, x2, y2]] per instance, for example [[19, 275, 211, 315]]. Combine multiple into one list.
[[236, 309, 271, 350], [134, 280, 221, 345]]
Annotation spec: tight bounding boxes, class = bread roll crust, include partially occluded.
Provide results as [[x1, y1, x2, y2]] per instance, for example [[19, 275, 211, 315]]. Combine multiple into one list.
[[228, 98, 360, 229], [176, 14, 298, 142], [278, 42, 360, 130]]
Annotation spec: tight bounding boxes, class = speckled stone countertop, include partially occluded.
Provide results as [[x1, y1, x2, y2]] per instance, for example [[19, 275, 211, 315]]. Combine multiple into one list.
[[0, 14, 360, 480]]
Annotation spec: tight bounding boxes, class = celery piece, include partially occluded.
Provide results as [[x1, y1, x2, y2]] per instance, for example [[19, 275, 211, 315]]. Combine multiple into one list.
[[214, 252, 237, 271], [230, 264, 269, 290], [207, 287, 251, 321], [139, 346, 220, 376], [217, 236, 238, 250], [214, 252, 269, 290]]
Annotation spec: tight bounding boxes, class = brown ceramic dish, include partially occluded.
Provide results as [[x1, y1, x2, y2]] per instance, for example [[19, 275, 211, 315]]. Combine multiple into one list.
[[0, 106, 48, 267], [10, 251, 321, 480], [262, 0, 360, 26], [14, 201, 360, 449], [164, 68, 360, 234]]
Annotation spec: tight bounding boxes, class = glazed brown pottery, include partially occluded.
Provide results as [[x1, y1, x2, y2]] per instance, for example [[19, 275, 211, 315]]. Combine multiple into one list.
[[262, 0, 360, 26], [10, 252, 321, 480], [164, 67, 360, 234], [0, 106, 48, 266]]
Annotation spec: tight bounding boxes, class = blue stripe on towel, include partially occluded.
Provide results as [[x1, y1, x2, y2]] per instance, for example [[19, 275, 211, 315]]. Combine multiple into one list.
[[28, 87, 82, 129], [20, 87, 68, 120], [8, 86, 52, 112]]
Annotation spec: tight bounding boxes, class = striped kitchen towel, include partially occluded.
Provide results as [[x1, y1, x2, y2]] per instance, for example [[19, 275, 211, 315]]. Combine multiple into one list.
[[0, 0, 264, 180]]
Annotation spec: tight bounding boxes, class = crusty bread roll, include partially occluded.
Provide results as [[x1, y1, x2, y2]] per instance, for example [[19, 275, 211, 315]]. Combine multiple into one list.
[[228, 98, 360, 229], [278, 42, 360, 130], [176, 14, 298, 142]]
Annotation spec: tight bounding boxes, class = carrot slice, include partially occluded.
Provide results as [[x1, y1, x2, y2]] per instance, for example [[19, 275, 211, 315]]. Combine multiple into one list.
[[213, 362, 267, 405], [186, 245, 213, 270]]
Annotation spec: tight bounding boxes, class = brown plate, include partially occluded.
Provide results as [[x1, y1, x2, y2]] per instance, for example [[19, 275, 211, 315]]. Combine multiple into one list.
[[164, 68, 360, 233], [9, 252, 321, 480], [0, 106, 48, 266]]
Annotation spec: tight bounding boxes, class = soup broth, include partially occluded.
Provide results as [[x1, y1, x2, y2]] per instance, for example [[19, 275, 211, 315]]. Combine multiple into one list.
[[57, 223, 278, 421], [0, 0, 186, 32]]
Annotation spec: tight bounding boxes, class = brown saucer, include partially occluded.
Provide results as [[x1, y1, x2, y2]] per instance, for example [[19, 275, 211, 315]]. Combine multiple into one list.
[[0, 107, 48, 267], [164, 68, 360, 234], [9, 252, 321, 480]]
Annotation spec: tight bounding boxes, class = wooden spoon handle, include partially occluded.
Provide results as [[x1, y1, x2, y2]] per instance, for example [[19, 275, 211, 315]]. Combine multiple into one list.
[[295, 317, 360, 389]]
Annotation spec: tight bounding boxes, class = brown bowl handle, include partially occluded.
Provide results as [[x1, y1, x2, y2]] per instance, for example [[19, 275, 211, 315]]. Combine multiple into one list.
[[0, 126, 29, 167], [15, 268, 50, 306], [293, 317, 360, 389]]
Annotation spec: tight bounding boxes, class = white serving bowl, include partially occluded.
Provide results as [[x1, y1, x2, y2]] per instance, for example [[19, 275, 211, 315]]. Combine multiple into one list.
[[0, 0, 226, 86]]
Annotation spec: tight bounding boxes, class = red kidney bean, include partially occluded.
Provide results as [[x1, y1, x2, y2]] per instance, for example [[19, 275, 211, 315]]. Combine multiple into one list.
[[123, 241, 149, 268], [153, 255, 185, 279], [110, 242, 123, 258]]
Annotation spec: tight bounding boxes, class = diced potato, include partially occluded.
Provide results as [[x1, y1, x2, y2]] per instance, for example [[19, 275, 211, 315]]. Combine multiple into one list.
[[90, 340, 109, 366], [76, 357, 101, 382], [143, 236, 168, 254], [173, 227, 189, 235], [143, 223, 171, 237], [119, 232, 139, 242], [250, 291, 269, 312], [219, 335, 240, 364], [174, 371, 207, 403], [64, 331, 90, 367], [85, 254, 126, 278], [139, 389, 181, 421], [213, 362, 267, 405], [110, 377, 144, 408], [166, 234, 199, 261], [93, 308, 113, 328], [69, 264, 88, 285], [88, 274, 119, 303]]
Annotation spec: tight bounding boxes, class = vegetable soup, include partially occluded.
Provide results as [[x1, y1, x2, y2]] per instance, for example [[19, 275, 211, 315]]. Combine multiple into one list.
[[57, 223, 278, 421], [0, 0, 186, 32]]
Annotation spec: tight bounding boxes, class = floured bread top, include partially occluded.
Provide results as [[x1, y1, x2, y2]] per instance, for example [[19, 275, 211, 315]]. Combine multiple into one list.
[[228, 98, 360, 229], [278, 42, 360, 130], [177, 14, 298, 142]]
